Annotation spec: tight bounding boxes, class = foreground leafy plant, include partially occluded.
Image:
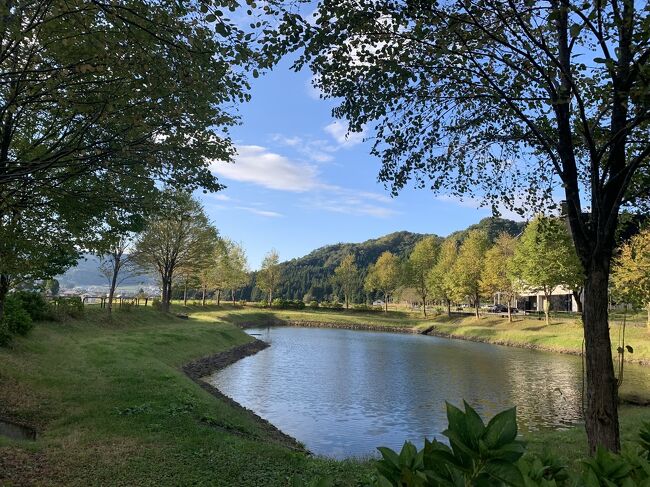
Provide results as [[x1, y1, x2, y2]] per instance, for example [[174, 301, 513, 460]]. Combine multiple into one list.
[[371, 402, 650, 487]]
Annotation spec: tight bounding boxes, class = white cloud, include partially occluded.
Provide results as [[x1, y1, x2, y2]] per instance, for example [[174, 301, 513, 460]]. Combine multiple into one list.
[[324, 121, 366, 146], [210, 145, 320, 192]]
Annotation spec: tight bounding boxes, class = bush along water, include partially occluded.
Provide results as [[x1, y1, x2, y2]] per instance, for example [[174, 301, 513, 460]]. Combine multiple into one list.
[[371, 402, 650, 487]]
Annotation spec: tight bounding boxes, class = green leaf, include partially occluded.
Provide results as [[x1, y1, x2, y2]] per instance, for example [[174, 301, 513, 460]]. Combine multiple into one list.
[[484, 407, 518, 448], [483, 460, 525, 487]]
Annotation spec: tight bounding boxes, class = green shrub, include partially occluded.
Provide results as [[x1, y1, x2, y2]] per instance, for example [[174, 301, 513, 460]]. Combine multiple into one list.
[[12, 291, 49, 321], [3, 296, 34, 336], [0, 320, 11, 346], [50, 296, 84, 320], [308, 300, 319, 309], [151, 298, 162, 311]]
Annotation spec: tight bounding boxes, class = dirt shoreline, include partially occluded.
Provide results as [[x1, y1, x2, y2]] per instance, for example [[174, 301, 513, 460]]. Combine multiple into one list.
[[182, 339, 307, 453]]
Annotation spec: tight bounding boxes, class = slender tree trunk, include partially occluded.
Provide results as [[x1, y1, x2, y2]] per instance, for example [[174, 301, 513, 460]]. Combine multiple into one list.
[[216, 289, 221, 306], [202, 285, 206, 306], [232, 289, 236, 305], [544, 294, 551, 325], [384, 293, 388, 313], [108, 266, 119, 315], [507, 303, 512, 323], [422, 294, 427, 317], [345, 294, 349, 309], [583, 260, 620, 453], [446, 299, 451, 317], [183, 281, 188, 306], [573, 289, 584, 313], [474, 295, 480, 319], [161, 277, 170, 313], [268, 290, 272, 306]]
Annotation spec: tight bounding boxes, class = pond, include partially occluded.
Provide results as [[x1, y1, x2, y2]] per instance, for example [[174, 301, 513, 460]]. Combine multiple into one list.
[[208, 326, 650, 459]]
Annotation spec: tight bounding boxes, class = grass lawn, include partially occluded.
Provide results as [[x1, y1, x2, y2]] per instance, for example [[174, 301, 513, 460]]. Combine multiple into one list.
[[0, 304, 649, 485]]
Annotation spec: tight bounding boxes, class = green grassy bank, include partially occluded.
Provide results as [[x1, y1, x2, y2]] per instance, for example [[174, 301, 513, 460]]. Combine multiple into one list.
[[201, 304, 650, 364], [0, 307, 371, 486], [0, 305, 648, 485]]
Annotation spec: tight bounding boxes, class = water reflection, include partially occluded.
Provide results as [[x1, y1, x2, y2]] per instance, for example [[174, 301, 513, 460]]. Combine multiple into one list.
[[209, 327, 650, 459]]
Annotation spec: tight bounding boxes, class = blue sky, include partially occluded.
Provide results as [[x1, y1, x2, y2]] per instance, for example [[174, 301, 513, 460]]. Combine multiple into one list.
[[200, 58, 513, 269]]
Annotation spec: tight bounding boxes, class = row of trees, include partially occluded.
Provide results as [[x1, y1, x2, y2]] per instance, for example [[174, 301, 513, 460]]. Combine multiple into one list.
[[336, 216, 584, 323], [98, 191, 249, 314]]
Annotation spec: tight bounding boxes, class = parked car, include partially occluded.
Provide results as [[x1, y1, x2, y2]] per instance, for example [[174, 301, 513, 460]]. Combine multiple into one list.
[[487, 304, 509, 313]]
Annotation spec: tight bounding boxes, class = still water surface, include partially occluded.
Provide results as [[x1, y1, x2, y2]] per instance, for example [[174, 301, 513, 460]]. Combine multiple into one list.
[[209, 326, 650, 459]]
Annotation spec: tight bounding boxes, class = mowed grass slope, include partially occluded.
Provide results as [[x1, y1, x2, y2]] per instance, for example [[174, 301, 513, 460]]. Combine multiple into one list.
[[0, 307, 371, 486]]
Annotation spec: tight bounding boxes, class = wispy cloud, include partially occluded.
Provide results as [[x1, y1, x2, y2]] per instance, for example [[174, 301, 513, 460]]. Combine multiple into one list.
[[209, 193, 232, 201], [235, 206, 284, 218], [210, 145, 320, 192], [270, 134, 336, 163]]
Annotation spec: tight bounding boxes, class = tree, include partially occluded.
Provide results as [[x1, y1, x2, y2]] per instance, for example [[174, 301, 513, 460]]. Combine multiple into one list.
[[405, 236, 440, 316], [512, 216, 584, 326], [257, 250, 281, 305], [612, 228, 650, 329], [133, 191, 218, 313], [97, 234, 140, 314], [266, 0, 650, 451], [365, 251, 401, 312], [0, 0, 255, 322], [222, 241, 250, 305], [428, 239, 459, 317], [331, 254, 360, 309], [43, 279, 60, 297], [451, 230, 490, 319], [481, 234, 518, 322]]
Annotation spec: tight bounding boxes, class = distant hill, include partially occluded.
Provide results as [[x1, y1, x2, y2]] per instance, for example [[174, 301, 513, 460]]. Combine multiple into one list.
[[57, 254, 154, 290], [58, 217, 524, 299], [240, 217, 525, 303]]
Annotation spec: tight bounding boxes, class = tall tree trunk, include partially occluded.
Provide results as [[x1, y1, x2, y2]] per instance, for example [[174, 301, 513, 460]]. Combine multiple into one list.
[[583, 260, 620, 453], [507, 303, 512, 323], [345, 294, 349, 309], [202, 285, 206, 306], [474, 296, 480, 319], [384, 293, 388, 313], [573, 288, 584, 313], [183, 281, 188, 306], [423, 294, 427, 317], [216, 289, 221, 306], [0, 274, 10, 320], [446, 299, 451, 317], [232, 289, 236, 305]]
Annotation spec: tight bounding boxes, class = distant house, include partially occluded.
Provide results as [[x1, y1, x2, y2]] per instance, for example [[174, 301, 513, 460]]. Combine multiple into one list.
[[372, 300, 384, 306], [494, 286, 581, 312]]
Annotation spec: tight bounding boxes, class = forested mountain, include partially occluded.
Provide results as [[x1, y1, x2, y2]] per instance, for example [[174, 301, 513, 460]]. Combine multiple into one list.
[[58, 217, 524, 298], [240, 217, 525, 303]]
